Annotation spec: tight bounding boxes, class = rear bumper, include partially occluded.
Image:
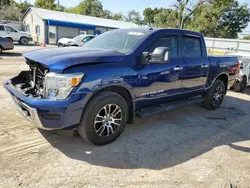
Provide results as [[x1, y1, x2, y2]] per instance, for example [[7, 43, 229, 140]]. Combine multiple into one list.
[[4, 80, 89, 130], [2, 44, 14, 50]]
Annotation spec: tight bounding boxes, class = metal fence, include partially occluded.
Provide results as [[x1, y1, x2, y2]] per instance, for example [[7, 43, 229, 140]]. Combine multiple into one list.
[[205, 37, 250, 54]]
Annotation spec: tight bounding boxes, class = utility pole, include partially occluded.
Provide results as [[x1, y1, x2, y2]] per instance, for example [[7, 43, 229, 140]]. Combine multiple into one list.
[[180, 0, 188, 29]]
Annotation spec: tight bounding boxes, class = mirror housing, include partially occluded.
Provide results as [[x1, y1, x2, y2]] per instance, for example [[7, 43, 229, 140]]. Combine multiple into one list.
[[149, 47, 169, 64]]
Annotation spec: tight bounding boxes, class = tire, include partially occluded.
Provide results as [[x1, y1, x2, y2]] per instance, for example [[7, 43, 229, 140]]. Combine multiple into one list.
[[78, 91, 128, 145], [19, 37, 29, 45], [58, 43, 62, 47], [234, 76, 247, 92], [204, 79, 226, 110], [0, 46, 2, 53]]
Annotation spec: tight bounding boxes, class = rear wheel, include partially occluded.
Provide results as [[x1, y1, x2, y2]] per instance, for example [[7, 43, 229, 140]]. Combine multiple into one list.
[[19, 37, 29, 45], [0, 46, 2, 53], [204, 79, 226, 110], [78, 91, 128, 145]]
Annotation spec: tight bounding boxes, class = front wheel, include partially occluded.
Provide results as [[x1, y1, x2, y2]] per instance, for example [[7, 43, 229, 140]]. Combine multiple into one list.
[[78, 91, 128, 145], [204, 79, 226, 110]]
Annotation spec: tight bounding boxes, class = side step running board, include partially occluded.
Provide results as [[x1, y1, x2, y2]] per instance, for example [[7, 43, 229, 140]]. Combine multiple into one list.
[[136, 96, 203, 119]]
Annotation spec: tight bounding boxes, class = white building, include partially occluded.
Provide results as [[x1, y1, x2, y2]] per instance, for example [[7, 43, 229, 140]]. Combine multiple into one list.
[[22, 7, 138, 44]]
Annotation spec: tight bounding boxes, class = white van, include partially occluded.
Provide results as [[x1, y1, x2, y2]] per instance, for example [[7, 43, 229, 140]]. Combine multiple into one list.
[[0, 24, 32, 45]]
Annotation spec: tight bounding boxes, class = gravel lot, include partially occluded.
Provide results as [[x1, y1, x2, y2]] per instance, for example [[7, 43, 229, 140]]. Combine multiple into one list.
[[1, 45, 250, 188]]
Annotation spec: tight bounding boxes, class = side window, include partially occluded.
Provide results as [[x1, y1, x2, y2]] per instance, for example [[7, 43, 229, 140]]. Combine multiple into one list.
[[0, 25, 5, 31], [36, 25, 40, 35], [6, 26, 17, 32], [146, 36, 178, 58], [83, 36, 91, 42], [183, 36, 202, 57]]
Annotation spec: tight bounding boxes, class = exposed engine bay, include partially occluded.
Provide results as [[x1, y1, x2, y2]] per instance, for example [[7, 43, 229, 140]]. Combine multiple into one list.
[[11, 59, 48, 98]]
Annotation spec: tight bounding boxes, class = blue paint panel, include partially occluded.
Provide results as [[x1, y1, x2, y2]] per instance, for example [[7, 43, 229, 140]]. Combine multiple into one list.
[[45, 19, 96, 30], [4, 28, 239, 130]]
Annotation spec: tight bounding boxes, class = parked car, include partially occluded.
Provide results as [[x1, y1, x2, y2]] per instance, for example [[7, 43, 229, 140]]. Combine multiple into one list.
[[4, 28, 239, 145], [0, 37, 14, 53], [57, 34, 95, 47], [0, 24, 32, 45], [228, 53, 250, 92]]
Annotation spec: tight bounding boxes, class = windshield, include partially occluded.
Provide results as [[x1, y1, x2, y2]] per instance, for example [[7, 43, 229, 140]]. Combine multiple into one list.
[[73, 35, 84, 41], [84, 30, 148, 54]]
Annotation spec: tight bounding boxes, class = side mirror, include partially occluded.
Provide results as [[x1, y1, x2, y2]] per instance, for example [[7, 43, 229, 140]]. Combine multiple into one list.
[[141, 52, 150, 64], [150, 47, 169, 64]]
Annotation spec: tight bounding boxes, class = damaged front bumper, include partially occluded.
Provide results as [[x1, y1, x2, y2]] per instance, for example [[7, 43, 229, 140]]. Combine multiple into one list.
[[4, 79, 89, 130], [12, 96, 46, 129]]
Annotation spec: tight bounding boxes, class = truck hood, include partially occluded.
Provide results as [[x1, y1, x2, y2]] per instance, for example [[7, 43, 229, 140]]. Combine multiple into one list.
[[58, 38, 74, 44], [23, 47, 125, 73]]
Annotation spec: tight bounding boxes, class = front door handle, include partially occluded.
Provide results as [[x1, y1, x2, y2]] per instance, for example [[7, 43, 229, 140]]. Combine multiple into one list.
[[201, 64, 209, 68], [173, 66, 183, 71]]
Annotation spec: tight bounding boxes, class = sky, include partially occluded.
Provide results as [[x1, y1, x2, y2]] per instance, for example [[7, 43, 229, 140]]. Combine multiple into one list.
[[24, 0, 250, 31], [25, 0, 174, 14]]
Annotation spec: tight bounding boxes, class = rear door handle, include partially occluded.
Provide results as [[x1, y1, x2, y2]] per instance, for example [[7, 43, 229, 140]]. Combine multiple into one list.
[[173, 66, 183, 71], [201, 64, 209, 68]]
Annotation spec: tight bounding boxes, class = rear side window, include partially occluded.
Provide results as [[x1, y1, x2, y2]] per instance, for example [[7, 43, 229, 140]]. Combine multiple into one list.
[[146, 36, 178, 58], [183, 36, 202, 57], [0, 25, 5, 31]]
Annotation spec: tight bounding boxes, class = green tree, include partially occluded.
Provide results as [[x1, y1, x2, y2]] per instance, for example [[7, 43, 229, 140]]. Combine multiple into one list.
[[187, 0, 250, 38], [16, 0, 31, 14], [125, 10, 142, 25], [34, 0, 56, 10], [143, 8, 156, 26], [0, 4, 22, 21], [67, 0, 103, 17], [56, 5, 65, 12], [154, 8, 179, 28], [101, 9, 112, 19], [0, 0, 10, 6], [112, 13, 124, 21], [243, 35, 250, 40]]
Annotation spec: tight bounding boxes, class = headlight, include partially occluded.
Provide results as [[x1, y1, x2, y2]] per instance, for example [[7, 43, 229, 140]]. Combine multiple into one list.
[[44, 72, 84, 100]]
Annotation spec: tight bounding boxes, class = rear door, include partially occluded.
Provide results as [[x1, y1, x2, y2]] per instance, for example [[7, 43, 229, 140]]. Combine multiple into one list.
[[181, 34, 209, 92]]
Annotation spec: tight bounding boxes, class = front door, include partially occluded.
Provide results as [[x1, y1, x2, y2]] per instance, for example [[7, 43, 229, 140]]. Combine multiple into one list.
[[181, 35, 209, 92], [137, 35, 184, 108], [0, 25, 7, 37], [5, 26, 19, 41]]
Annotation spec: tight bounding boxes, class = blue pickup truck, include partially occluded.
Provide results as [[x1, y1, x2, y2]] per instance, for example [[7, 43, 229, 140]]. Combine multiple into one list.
[[4, 28, 239, 145]]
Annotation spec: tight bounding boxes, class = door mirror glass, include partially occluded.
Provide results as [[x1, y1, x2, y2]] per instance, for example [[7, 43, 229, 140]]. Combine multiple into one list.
[[149, 47, 169, 64]]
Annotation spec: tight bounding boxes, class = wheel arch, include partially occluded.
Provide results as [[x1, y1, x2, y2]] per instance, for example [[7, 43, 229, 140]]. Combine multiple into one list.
[[207, 72, 229, 94], [217, 73, 228, 89], [85, 85, 135, 124]]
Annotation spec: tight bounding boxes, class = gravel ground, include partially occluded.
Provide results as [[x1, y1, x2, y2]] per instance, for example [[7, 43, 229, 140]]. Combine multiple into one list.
[[1, 45, 250, 188]]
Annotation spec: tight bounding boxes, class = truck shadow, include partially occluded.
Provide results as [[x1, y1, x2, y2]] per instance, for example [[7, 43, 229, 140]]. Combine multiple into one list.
[[0, 52, 22, 57], [40, 94, 250, 170]]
